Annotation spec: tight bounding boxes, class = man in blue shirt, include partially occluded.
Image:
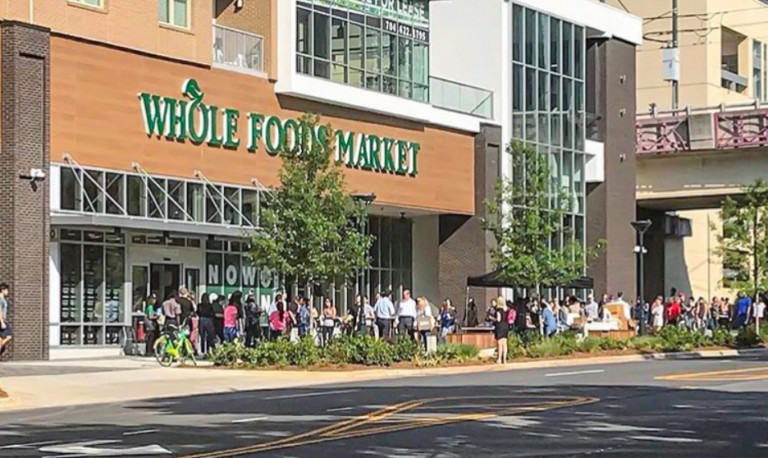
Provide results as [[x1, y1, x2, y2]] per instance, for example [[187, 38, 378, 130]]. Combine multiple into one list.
[[734, 292, 752, 330], [374, 290, 396, 340], [542, 301, 558, 337], [0, 283, 12, 356]]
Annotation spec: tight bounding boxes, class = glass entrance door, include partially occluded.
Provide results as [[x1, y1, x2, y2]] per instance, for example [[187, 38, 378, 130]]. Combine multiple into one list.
[[150, 263, 181, 301], [132, 265, 149, 314]]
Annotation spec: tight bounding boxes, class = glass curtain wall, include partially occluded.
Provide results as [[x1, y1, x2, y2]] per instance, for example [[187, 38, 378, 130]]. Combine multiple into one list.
[[296, 0, 429, 102], [511, 4, 587, 292]]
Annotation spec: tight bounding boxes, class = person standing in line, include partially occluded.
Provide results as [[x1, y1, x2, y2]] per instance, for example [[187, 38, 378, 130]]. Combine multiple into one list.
[[541, 301, 558, 337], [415, 297, 434, 351], [298, 297, 311, 338], [197, 293, 217, 355], [584, 294, 599, 322], [0, 283, 13, 357], [753, 294, 766, 327], [162, 293, 180, 329], [320, 298, 337, 346], [650, 296, 664, 333], [223, 292, 241, 343], [439, 299, 457, 344], [734, 292, 752, 330], [464, 298, 479, 328], [269, 301, 291, 340], [142, 293, 159, 357], [492, 302, 510, 364], [397, 289, 417, 338], [244, 293, 261, 347], [374, 290, 396, 340]]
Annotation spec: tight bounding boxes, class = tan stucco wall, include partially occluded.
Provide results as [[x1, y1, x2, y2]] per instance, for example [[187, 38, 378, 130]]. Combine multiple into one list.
[[607, 0, 768, 111], [636, 148, 768, 202], [1, 0, 213, 65], [664, 209, 732, 301]]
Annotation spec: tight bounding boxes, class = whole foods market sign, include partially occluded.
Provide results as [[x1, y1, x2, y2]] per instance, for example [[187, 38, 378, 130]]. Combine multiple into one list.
[[138, 79, 420, 177]]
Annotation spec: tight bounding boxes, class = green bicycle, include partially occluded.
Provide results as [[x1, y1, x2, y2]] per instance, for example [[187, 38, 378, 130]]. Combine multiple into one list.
[[153, 321, 197, 367]]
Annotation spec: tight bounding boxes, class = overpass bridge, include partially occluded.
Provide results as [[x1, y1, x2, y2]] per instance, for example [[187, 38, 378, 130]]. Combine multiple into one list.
[[634, 102, 768, 302]]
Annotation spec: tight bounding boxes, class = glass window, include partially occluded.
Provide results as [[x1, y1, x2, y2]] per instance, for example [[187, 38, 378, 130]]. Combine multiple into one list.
[[83, 245, 104, 324], [148, 178, 166, 219], [349, 22, 363, 70], [224, 187, 241, 226], [525, 67, 536, 112], [365, 27, 381, 73], [105, 173, 123, 215], [512, 5, 523, 63], [550, 75, 561, 111], [525, 114, 536, 142], [550, 18, 561, 74], [538, 71, 548, 111], [563, 23, 573, 77], [513, 64, 523, 111], [413, 41, 428, 86], [60, 244, 82, 324], [159, 0, 189, 28], [398, 36, 412, 81], [314, 12, 330, 60], [382, 33, 396, 76], [331, 17, 347, 66], [242, 190, 258, 227], [105, 247, 124, 324], [525, 8, 536, 66], [83, 170, 103, 213], [168, 180, 185, 221], [127, 176, 145, 217], [186, 182, 204, 222], [206, 185, 223, 224], [538, 12, 549, 70], [754, 40, 764, 101], [70, 0, 102, 6], [575, 26, 584, 80], [297, 7, 311, 55], [60, 168, 79, 211]]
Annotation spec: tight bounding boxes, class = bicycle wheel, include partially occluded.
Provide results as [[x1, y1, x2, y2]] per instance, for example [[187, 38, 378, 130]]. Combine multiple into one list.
[[182, 339, 197, 366], [153, 336, 174, 367]]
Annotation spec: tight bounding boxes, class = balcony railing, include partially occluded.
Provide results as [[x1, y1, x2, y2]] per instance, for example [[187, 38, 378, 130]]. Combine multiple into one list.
[[213, 24, 264, 73], [430, 76, 494, 119]]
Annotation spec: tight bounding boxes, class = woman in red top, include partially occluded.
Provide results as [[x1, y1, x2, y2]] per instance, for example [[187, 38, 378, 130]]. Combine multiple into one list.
[[665, 297, 682, 326], [268, 302, 291, 341]]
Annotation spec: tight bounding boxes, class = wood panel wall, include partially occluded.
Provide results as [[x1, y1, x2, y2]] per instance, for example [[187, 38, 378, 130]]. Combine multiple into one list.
[[50, 36, 476, 215]]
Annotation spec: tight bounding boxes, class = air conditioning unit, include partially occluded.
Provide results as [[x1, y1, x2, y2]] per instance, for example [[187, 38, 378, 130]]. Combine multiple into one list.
[[664, 215, 692, 238]]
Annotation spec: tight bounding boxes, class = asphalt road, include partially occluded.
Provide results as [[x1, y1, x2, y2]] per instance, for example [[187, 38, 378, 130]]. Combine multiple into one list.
[[2, 353, 768, 457]]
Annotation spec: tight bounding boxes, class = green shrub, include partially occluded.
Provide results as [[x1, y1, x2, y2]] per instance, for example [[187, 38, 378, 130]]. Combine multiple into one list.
[[656, 326, 699, 352], [288, 337, 321, 367], [597, 337, 629, 351], [710, 328, 736, 347], [630, 335, 663, 352], [526, 337, 574, 358], [208, 340, 247, 366], [577, 336, 603, 353], [520, 329, 543, 348], [736, 326, 763, 348], [393, 335, 421, 362], [358, 337, 395, 366], [507, 333, 526, 359], [434, 343, 480, 362]]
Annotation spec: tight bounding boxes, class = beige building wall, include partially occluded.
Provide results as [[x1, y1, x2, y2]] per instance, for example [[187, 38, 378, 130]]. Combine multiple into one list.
[[664, 209, 732, 301], [0, 0, 214, 65], [606, 0, 768, 111]]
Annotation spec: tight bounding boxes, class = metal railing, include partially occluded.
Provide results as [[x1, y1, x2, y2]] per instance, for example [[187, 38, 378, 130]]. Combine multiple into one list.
[[213, 24, 264, 73], [429, 76, 494, 119]]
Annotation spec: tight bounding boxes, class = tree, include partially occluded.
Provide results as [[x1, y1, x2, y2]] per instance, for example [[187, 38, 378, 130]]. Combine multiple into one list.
[[249, 114, 373, 288], [483, 141, 602, 292], [716, 179, 768, 298]]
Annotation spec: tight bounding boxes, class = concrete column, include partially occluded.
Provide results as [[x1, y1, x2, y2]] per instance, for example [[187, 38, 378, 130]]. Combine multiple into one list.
[[412, 215, 440, 303]]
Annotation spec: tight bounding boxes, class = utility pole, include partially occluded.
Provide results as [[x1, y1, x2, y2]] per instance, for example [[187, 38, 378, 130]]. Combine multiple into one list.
[[672, 0, 679, 109]]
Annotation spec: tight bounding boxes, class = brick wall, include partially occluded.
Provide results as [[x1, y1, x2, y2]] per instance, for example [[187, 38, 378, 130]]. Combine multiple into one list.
[[0, 21, 50, 361], [438, 124, 501, 322], [215, 0, 272, 74]]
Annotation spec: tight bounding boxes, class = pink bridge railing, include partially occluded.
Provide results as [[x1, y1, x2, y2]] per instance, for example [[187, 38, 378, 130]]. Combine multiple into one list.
[[636, 102, 768, 154]]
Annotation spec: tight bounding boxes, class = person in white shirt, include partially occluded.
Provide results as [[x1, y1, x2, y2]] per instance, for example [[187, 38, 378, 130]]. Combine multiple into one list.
[[585, 294, 599, 322], [753, 297, 766, 324], [397, 289, 417, 337], [615, 292, 632, 321], [268, 292, 282, 316]]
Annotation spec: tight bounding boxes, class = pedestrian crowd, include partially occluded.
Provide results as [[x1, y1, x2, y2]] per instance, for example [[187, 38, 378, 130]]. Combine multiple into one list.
[[141, 287, 460, 358]]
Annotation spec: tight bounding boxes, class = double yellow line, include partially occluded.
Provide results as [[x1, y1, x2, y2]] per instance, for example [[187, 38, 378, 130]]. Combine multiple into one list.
[[183, 396, 598, 458], [657, 365, 768, 382]]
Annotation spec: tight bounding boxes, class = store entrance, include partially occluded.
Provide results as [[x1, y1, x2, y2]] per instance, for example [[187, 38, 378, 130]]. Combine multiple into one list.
[[150, 263, 181, 301]]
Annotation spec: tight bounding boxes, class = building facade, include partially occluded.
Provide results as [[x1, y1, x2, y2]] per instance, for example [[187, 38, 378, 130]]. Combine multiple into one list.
[[612, 0, 768, 301], [0, 0, 640, 361], [432, 0, 641, 302]]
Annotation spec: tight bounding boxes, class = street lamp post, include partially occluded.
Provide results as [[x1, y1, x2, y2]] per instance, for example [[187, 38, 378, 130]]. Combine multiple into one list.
[[631, 220, 652, 336]]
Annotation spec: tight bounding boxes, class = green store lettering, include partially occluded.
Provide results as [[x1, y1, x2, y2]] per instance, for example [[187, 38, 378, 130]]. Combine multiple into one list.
[[139, 79, 420, 177]]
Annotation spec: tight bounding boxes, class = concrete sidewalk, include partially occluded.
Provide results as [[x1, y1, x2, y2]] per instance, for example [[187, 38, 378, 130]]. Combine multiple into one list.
[[1, 348, 765, 413]]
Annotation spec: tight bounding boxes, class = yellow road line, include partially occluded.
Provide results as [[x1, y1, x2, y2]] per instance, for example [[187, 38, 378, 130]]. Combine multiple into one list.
[[657, 365, 768, 381], [182, 396, 599, 458]]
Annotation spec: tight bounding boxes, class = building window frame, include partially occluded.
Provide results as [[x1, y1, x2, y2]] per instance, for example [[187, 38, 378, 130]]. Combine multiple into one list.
[[68, 0, 105, 10], [159, 0, 191, 30]]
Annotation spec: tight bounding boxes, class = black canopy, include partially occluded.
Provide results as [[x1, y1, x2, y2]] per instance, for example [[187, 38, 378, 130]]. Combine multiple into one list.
[[466, 269, 593, 290]]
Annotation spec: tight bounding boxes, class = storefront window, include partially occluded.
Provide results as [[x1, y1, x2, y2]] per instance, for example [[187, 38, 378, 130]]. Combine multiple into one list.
[[59, 230, 125, 346], [364, 216, 412, 302], [297, 0, 429, 103]]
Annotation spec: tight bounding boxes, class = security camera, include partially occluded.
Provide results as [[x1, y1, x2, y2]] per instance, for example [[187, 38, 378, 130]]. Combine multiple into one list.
[[30, 169, 46, 180]]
